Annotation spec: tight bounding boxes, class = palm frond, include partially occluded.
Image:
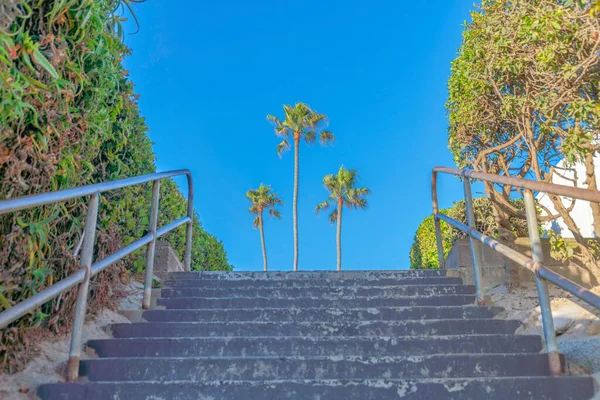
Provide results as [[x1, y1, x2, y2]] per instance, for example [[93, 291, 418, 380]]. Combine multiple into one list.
[[269, 103, 333, 153], [246, 184, 284, 224], [308, 112, 328, 128], [328, 208, 338, 224], [347, 197, 368, 210], [277, 127, 290, 137], [346, 187, 370, 209], [318, 167, 370, 214], [338, 166, 358, 187], [354, 187, 371, 197], [315, 201, 330, 215], [283, 104, 295, 118], [252, 216, 260, 228], [267, 114, 290, 138], [276, 139, 291, 157], [269, 196, 284, 206], [319, 130, 335, 145], [269, 209, 282, 219], [305, 130, 316, 144], [295, 103, 312, 120], [266, 114, 280, 125], [322, 174, 339, 195]]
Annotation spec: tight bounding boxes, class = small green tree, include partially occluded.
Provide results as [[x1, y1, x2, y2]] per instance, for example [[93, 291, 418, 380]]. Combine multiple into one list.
[[316, 167, 370, 271], [267, 103, 334, 271], [447, 0, 600, 278], [410, 198, 528, 269], [410, 209, 453, 270], [246, 184, 283, 271]]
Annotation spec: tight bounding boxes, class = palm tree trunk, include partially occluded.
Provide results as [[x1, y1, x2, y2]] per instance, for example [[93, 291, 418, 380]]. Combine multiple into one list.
[[293, 136, 299, 271], [259, 211, 267, 271], [337, 198, 343, 271]]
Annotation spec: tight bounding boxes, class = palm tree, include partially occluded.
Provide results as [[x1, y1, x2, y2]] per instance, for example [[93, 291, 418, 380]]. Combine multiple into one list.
[[246, 184, 283, 271], [267, 103, 334, 271], [316, 166, 370, 271]]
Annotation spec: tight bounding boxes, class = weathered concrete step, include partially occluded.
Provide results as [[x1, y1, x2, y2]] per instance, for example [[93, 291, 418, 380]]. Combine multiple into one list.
[[109, 319, 521, 338], [157, 295, 476, 309], [38, 377, 595, 400], [142, 306, 503, 323], [160, 285, 476, 299], [86, 335, 542, 358], [170, 270, 446, 281], [163, 276, 462, 288], [80, 354, 563, 382]]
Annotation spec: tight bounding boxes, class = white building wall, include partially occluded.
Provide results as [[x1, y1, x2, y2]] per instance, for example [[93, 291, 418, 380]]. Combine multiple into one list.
[[537, 158, 599, 238]]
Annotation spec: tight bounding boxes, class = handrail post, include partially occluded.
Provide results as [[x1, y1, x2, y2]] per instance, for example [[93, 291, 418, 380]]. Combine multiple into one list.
[[66, 193, 99, 382], [431, 171, 445, 269], [184, 173, 194, 271], [524, 189, 562, 375], [462, 174, 485, 305], [143, 180, 160, 310]]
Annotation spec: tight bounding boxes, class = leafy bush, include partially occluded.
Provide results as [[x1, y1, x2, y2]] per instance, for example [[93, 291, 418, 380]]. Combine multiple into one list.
[[446, 0, 600, 276], [0, 0, 230, 372], [410, 198, 528, 269]]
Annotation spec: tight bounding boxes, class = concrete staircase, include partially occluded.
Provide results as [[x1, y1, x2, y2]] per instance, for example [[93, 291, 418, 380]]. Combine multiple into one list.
[[38, 270, 596, 399]]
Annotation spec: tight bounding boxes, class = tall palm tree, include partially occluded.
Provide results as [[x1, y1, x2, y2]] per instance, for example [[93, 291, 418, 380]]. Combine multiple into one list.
[[246, 184, 283, 271], [316, 166, 370, 271], [267, 103, 334, 271]]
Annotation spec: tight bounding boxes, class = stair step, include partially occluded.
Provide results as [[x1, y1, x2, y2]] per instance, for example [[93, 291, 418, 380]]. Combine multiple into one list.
[[39, 266, 597, 400], [163, 276, 462, 288], [157, 295, 476, 309], [142, 306, 503, 322], [170, 270, 446, 281], [38, 376, 595, 400], [86, 335, 543, 358], [109, 319, 521, 338], [79, 354, 563, 382], [160, 285, 476, 298]]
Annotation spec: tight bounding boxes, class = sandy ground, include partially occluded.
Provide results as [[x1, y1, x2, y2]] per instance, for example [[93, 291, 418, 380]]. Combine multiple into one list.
[[0, 281, 143, 400], [491, 284, 600, 335], [490, 282, 600, 397]]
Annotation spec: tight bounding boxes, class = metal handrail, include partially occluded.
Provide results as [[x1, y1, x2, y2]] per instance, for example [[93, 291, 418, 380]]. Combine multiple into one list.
[[432, 166, 600, 376], [0, 169, 194, 381]]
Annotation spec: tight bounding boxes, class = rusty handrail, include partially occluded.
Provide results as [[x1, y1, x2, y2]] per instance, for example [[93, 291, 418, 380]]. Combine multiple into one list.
[[432, 166, 600, 376], [0, 169, 194, 381], [434, 166, 600, 203]]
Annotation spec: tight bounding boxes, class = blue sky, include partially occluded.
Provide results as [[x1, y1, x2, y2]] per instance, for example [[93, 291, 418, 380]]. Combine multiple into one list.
[[123, 0, 479, 271]]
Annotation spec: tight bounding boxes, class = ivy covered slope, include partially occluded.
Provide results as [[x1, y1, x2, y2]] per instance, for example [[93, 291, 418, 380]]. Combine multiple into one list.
[[410, 198, 527, 269], [0, 0, 230, 372]]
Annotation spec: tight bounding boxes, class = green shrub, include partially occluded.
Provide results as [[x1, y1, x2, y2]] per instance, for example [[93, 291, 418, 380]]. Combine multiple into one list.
[[0, 0, 230, 372], [409, 198, 528, 269]]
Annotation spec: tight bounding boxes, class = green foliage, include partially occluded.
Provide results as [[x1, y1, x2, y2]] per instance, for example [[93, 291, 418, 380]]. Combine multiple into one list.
[[410, 198, 528, 269], [154, 179, 231, 272], [316, 166, 370, 224], [447, 0, 600, 180], [548, 230, 574, 262], [547, 231, 600, 266], [267, 102, 334, 155], [446, 0, 600, 170], [0, 0, 229, 372], [409, 210, 452, 270], [446, 0, 600, 271], [245, 184, 284, 227]]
